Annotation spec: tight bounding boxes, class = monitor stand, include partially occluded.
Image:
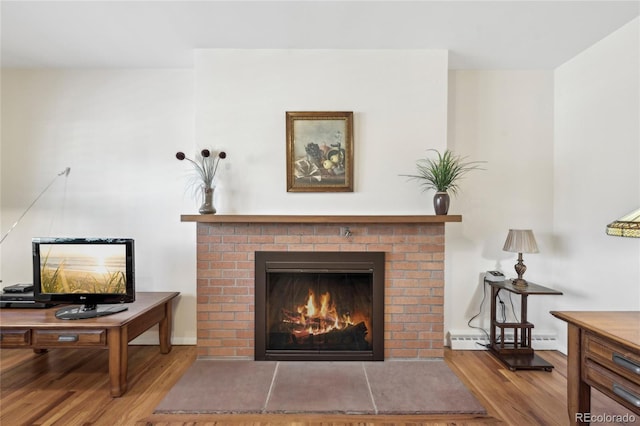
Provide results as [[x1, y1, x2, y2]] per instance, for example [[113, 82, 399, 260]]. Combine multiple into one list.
[[55, 304, 128, 320]]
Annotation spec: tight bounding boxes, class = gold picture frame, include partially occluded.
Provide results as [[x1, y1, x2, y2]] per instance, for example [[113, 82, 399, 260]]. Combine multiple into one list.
[[286, 111, 354, 192]]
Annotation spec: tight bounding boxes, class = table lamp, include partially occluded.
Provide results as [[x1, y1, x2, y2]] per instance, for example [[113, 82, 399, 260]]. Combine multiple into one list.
[[503, 229, 539, 286], [606, 208, 640, 238]]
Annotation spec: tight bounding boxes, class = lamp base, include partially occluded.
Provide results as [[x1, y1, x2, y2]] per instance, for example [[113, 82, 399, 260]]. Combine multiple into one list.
[[513, 253, 529, 287], [512, 278, 529, 287]]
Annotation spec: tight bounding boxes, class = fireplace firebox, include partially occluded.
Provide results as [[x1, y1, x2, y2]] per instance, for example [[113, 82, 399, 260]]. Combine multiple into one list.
[[255, 251, 384, 361]]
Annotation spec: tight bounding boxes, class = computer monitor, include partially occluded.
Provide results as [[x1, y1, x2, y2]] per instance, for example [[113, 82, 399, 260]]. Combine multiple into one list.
[[32, 237, 135, 320]]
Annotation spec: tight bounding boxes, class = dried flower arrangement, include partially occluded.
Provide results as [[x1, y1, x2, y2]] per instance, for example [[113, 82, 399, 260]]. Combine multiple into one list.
[[175, 149, 227, 189]]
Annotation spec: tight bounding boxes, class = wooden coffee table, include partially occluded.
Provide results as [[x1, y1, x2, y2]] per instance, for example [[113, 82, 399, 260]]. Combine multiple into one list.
[[0, 291, 179, 397]]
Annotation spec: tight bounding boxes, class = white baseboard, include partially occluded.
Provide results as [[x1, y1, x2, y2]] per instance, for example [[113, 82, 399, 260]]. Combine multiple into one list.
[[449, 335, 490, 350], [448, 332, 558, 350]]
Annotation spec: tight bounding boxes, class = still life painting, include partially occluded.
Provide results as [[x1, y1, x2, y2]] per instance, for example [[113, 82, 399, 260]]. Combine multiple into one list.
[[286, 111, 354, 192]]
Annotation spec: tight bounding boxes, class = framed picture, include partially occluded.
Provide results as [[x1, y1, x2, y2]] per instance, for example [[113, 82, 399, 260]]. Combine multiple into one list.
[[286, 111, 354, 192]]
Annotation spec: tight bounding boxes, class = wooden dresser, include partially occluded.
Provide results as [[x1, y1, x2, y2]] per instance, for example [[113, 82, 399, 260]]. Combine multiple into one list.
[[551, 311, 640, 425]]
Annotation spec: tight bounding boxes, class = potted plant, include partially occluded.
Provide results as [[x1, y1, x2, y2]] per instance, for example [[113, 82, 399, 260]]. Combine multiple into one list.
[[175, 149, 227, 214], [402, 149, 484, 215]]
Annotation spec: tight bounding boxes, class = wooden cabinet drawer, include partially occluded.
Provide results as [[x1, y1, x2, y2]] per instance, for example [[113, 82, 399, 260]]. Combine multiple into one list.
[[585, 358, 640, 414], [33, 329, 107, 347], [0, 329, 31, 346], [584, 332, 640, 387]]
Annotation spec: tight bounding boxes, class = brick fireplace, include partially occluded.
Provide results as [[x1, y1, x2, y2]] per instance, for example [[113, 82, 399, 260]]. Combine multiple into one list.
[[182, 215, 461, 360]]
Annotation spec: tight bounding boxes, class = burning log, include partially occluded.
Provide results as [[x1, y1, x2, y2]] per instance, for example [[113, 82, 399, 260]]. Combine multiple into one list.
[[269, 321, 370, 351], [269, 289, 371, 351], [281, 308, 303, 323], [281, 308, 338, 330], [326, 321, 368, 348]]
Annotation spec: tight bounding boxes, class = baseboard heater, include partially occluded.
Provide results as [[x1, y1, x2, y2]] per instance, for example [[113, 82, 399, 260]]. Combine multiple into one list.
[[449, 333, 558, 350]]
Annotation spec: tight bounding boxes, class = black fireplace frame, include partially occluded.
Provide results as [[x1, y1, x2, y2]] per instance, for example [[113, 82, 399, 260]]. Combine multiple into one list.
[[255, 251, 385, 361]]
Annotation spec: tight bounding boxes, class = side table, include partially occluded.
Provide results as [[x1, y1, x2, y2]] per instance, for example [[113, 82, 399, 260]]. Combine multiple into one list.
[[487, 279, 562, 371]]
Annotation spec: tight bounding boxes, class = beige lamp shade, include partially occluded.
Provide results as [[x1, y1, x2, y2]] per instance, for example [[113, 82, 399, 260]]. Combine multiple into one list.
[[503, 229, 539, 254], [606, 209, 640, 238]]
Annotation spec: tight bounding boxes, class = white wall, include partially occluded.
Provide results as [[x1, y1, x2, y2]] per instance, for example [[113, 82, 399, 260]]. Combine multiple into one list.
[[552, 18, 640, 352], [194, 49, 449, 214], [0, 69, 197, 344], [446, 70, 556, 337]]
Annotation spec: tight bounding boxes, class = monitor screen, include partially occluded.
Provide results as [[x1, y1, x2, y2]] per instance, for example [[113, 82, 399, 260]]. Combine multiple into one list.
[[32, 237, 135, 319]]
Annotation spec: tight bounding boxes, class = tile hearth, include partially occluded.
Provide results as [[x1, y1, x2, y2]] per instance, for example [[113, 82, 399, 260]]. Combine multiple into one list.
[[155, 360, 486, 415]]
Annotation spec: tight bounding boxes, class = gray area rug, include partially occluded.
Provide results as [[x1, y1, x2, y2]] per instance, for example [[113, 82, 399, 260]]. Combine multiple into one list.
[[155, 360, 486, 415]]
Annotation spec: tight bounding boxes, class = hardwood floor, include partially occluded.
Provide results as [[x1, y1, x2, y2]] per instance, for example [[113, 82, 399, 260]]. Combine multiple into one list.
[[0, 346, 632, 426]]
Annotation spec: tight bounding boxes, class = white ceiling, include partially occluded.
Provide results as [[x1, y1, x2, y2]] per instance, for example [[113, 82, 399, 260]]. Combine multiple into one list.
[[1, 1, 638, 69]]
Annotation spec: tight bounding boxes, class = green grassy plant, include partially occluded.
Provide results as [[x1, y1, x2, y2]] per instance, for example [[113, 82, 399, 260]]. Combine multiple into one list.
[[401, 149, 485, 195]]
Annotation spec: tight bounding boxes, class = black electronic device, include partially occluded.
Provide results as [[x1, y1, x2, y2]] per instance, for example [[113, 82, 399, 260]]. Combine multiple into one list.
[[54, 304, 128, 320], [32, 237, 135, 320], [3, 283, 34, 293], [0, 301, 57, 308], [0, 292, 56, 308], [485, 270, 505, 282], [0, 291, 36, 301]]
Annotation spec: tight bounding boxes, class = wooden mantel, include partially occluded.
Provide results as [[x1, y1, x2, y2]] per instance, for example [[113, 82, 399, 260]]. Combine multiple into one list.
[[181, 214, 462, 224]]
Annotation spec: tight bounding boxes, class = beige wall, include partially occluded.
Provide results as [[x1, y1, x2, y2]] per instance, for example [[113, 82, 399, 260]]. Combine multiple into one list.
[[552, 18, 640, 352], [0, 69, 198, 344], [446, 70, 556, 337], [193, 49, 449, 215]]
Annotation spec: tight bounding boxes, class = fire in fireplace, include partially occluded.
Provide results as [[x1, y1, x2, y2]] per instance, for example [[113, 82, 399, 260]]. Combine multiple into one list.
[[269, 272, 372, 351], [255, 251, 384, 361]]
